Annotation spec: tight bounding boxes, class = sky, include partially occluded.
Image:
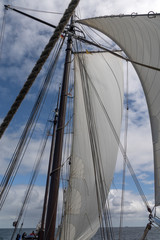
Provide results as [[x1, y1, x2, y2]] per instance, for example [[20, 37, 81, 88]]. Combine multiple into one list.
[[0, 0, 160, 232]]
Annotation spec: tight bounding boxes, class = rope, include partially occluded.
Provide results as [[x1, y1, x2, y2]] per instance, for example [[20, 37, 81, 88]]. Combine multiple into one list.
[[91, 70, 149, 209], [0, 7, 6, 61], [119, 62, 129, 240], [77, 50, 150, 211], [0, 39, 64, 210], [10, 118, 52, 240], [56, 114, 73, 131], [50, 157, 70, 175], [77, 49, 115, 239], [76, 35, 160, 72], [0, 0, 80, 139], [8, 5, 63, 15]]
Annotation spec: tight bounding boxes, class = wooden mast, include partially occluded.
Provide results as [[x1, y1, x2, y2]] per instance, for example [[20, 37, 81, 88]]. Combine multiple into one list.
[[140, 222, 152, 240], [38, 86, 61, 240], [44, 16, 74, 240]]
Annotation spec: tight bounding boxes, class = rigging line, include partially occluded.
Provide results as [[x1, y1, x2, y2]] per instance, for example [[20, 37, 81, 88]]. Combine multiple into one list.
[[80, 74, 106, 238], [59, 42, 78, 238], [8, 5, 63, 15], [119, 61, 129, 240], [0, 7, 6, 61], [49, 102, 73, 237], [4, 5, 57, 29], [0, 39, 62, 194], [61, 71, 74, 191], [92, 73, 149, 209], [80, 25, 100, 46], [0, 0, 80, 139], [39, 86, 61, 237], [11, 120, 52, 240], [75, 35, 160, 72], [88, 81, 114, 239], [100, 52, 123, 108], [0, 39, 64, 209], [0, 40, 63, 209], [74, 40, 114, 239], [0, 50, 60, 191], [50, 155, 71, 176], [78, 51, 114, 239], [152, 223, 160, 231], [105, 198, 115, 239], [13, 85, 61, 234], [43, 195, 61, 240], [56, 114, 73, 131], [77, 52, 150, 211], [79, 23, 112, 50], [0, 91, 46, 210], [0, 116, 37, 210], [44, 15, 75, 239]]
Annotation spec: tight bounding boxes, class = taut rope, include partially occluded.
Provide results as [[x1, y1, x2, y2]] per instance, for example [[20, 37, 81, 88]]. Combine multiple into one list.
[[0, 0, 80, 139]]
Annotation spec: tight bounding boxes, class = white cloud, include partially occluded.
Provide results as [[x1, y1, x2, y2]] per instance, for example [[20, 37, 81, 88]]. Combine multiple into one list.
[[0, 185, 45, 228], [0, 0, 160, 231], [109, 189, 153, 226], [77, 0, 160, 18]]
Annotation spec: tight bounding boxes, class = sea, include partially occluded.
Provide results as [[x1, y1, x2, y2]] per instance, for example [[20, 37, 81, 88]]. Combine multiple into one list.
[[0, 227, 159, 240]]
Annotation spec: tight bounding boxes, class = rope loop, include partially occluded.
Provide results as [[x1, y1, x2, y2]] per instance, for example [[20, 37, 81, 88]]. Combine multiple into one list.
[[131, 12, 138, 18], [119, 14, 124, 18], [148, 11, 156, 18]]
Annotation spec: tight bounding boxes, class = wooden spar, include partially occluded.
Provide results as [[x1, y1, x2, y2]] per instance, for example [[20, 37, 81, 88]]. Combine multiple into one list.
[[44, 17, 74, 240], [140, 222, 152, 240], [38, 86, 61, 240], [4, 5, 57, 29]]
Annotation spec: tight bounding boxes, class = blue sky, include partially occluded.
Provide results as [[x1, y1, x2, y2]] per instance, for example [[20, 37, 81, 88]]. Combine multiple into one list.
[[0, 0, 160, 230]]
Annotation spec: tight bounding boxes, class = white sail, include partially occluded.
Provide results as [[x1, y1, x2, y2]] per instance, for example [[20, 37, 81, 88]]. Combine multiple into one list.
[[78, 14, 160, 206], [60, 52, 124, 239]]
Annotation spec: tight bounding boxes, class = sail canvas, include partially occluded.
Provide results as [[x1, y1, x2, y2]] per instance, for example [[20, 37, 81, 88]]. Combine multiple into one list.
[[78, 14, 160, 206], [60, 51, 124, 239]]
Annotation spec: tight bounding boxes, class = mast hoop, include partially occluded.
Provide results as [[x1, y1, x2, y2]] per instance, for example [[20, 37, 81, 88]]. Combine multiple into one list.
[[131, 12, 138, 18], [148, 11, 156, 18], [119, 14, 125, 17]]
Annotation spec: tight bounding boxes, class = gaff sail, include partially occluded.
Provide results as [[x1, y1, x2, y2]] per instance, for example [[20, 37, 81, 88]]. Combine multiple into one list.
[[60, 52, 124, 239], [78, 14, 160, 207]]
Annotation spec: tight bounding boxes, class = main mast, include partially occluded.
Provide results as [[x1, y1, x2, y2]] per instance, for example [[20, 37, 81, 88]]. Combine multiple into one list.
[[38, 86, 61, 240], [44, 16, 74, 240]]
